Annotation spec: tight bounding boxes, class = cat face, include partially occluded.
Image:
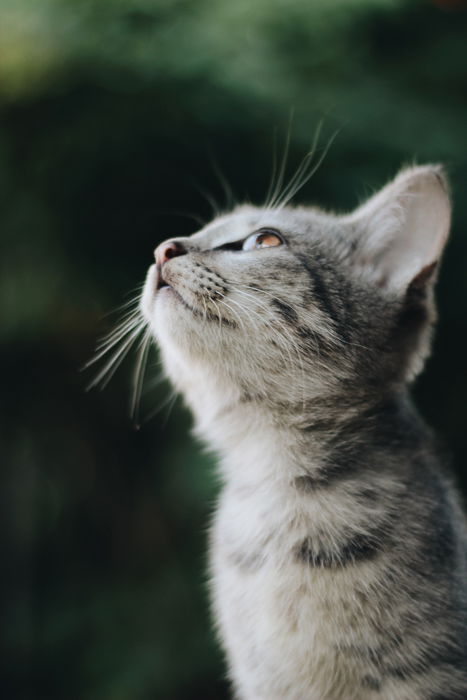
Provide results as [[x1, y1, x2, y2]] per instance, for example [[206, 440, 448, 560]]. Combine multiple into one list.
[[141, 206, 353, 405], [141, 166, 450, 408]]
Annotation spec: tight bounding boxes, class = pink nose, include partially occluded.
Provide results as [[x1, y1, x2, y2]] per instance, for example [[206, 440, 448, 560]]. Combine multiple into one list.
[[154, 240, 185, 266]]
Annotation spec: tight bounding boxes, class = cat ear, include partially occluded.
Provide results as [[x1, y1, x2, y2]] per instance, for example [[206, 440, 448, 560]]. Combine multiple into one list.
[[346, 165, 451, 294]]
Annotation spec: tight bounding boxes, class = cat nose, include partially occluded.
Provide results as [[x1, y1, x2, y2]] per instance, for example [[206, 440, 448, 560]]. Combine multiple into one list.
[[154, 239, 186, 266]]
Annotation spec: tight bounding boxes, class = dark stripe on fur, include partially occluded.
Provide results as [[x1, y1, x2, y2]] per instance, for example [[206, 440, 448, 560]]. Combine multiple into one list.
[[295, 530, 385, 568], [271, 298, 299, 324], [386, 645, 467, 682], [292, 460, 359, 492], [295, 325, 338, 358], [295, 253, 345, 334]]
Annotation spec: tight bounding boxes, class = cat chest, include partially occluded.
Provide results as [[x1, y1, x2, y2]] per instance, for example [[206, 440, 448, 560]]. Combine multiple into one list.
[[211, 489, 385, 699], [211, 539, 379, 700], [211, 486, 381, 638]]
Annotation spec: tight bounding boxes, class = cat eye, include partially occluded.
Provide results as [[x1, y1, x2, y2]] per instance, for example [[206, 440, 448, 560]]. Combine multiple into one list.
[[242, 228, 284, 251]]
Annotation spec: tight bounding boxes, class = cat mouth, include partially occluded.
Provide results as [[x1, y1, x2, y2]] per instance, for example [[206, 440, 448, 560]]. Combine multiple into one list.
[[154, 264, 189, 308], [155, 264, 171, 291]]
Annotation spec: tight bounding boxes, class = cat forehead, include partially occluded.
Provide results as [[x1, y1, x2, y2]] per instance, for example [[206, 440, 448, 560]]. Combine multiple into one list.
[[189, 205, 335, 247]]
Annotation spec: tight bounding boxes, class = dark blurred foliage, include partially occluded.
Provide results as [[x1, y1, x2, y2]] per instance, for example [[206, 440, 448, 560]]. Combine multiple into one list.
[[1, 0, 467, 698]]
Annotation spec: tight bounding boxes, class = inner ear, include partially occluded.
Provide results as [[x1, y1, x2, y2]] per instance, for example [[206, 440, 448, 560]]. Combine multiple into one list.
[[407, 261, 438, 299], [346, 166, 451, 294]]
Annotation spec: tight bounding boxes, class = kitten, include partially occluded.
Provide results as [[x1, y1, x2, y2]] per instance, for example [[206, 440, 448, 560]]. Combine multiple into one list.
[[140, 165, 467, 700]]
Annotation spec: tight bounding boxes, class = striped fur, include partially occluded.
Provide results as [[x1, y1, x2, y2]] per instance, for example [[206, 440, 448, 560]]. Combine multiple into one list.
[[141, 165, 467, 699]]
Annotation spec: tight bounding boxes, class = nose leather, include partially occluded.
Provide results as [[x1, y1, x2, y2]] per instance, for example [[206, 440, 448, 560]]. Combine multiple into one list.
[[154, 240, 186, 266]]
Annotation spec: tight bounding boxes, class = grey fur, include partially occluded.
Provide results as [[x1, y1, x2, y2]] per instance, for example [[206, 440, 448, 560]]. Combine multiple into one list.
[[141, 165, 467, 699]]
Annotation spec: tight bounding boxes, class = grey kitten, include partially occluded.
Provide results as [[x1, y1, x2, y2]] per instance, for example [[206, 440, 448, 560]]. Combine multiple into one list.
[[140, 165, 467, 700]]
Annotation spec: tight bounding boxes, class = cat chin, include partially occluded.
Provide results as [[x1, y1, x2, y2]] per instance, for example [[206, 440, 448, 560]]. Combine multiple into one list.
[[141, 275, 234, 361], [141, 266, 197, 339], [150, 294, 224, 365]]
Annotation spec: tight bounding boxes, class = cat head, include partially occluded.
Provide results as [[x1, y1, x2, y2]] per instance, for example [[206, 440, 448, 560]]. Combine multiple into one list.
[[141, 165, 450, 417]]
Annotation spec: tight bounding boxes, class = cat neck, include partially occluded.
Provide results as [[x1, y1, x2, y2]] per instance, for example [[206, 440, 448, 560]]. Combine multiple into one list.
[[188, 380, 423, 487]]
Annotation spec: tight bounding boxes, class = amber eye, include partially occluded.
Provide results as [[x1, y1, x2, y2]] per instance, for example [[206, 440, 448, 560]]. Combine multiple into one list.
[[242, 228, 284, 251]]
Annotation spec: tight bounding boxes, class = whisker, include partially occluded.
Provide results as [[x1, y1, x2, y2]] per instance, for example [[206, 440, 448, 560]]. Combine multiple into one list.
[[226, 283, 313, 408], [85, 282, 170, 424], [235, 281, 371, 353], [86, 322, 146, 390], [192, 179, 222, 217], [130, 328, 153, 426], [270, 120, 323, 210], [90, 316, 143, 360], [210, 297, 225, 331], [225, 286, 307, 405], [216, 292, 250, 334], [201, 294, 209, 324], [265, 111, 294, 210], [275, 126, 340, 211], [143, 387, 179, 426], [210, 154, 235, 211], [102, 286, 145, 317], [143, 371, 168, 394], [104, 298, 141, 317], [95, 309, 142, 341], [159, 391, 179, 429], [264, 126, 279, 210], [225, 296, 303, 393]]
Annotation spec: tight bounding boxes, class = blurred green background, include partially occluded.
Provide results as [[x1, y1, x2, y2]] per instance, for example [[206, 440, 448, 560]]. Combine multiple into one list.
[[1, 0, 467, 698]]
